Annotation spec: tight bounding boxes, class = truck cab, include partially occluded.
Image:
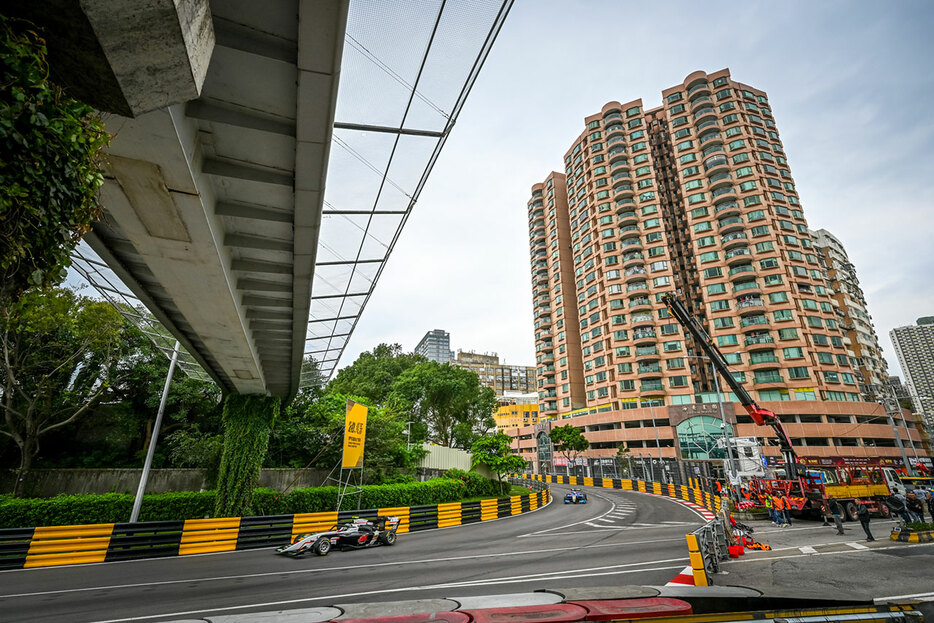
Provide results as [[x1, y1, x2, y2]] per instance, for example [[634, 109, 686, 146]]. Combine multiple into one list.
[[882, 467, 906, 496]]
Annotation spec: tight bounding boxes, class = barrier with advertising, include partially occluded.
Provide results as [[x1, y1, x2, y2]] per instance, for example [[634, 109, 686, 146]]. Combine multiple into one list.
[[0, 484, 550, 571]]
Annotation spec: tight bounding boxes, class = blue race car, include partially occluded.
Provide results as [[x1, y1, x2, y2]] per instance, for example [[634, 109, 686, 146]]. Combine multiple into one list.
[[564, 489, 588, 504]]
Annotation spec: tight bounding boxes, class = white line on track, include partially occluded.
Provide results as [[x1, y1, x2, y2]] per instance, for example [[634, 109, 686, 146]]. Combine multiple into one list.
[[0, 536, 686, 600], [88, 559, 689, 623]]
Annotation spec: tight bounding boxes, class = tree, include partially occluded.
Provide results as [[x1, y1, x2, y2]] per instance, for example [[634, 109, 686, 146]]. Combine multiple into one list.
[[549, 424, 590, 476], [265, 392, 425, 485], [615, 445, 633, 479], [0, 287, 124, 495], [471, 432, 527, 495], [1, 17, 108, 305], [388, 361, 496, 449], [326, 344, 424, 404]]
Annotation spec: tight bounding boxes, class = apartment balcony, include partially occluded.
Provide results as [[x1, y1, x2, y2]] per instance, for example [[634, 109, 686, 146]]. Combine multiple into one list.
[[627, 280, 649, 292], [719, 216, 744, 233], [696, 119, 719, 134], [749, 353, 780, 367], [603, 111, 623, 122], [690, 95, 713, 110], [744, 332, 774, 347], [687, 81, 711, 98], [753, 371, 784, 385], [640, 381, 665, 394], [721, 231, 748, 249], [539, 390, 557, 399], [693, 106, 717, 125], [619, 224, 640, 238], [724, 246, 751, 265], [633, 329, 657, 344], [621, 236, 643, 250], [629, 296, 651, 309], [625, 266, 647, 281], [637, 364, 662, 376], [729, 263, 755, 277], [711, 185, 736, 201], [736, 296, 765, 314], [733, 281, 760, 296], [618, 210, 638, 225], [631, 312, 654, 325], [704, 154, 729, 174], [740, 314, 769, 328], [605, 122, 625, 137], [623, 251, 644, 266]]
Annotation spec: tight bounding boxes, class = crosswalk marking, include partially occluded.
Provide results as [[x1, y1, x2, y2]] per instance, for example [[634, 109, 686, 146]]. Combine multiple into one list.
[[799, 546, 817, 554], [847, 542, 869, 550]]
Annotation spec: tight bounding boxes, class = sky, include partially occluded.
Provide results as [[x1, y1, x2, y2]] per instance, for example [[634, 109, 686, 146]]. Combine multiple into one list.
[[335, 0, 934, 380]]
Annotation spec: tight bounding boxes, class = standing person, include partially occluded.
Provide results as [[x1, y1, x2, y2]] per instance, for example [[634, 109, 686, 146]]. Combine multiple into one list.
[[856, 502, 874, 541], [889, 493, 911, 524], [922, 488, 934, 521], [780, 492, 793, 527], [772, 493, 786, 527], [827, 495, 845, 536], [819, 500, 833, 527], [906, 492, 924, 523], [764, 493, 775, 525]]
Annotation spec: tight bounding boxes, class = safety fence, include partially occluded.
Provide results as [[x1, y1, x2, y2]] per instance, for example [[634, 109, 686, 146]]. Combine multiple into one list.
[[514, 473, 722, 515], [686, 517, 732, 586], [0, 487, 550, 570]]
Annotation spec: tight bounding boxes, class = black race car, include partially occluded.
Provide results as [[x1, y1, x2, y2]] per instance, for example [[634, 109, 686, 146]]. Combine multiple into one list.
[[564, 489, 588, 504], [276, 516, 400, 557]]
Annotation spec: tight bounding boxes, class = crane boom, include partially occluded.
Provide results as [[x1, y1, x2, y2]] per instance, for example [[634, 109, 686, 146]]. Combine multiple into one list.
[[662, 293, 798, 478]]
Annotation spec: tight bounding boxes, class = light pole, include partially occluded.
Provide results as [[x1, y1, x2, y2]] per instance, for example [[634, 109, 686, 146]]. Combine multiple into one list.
[[685, 355, 739, 484], [882, 391, 914, 475], [644, 398, 665, 482]]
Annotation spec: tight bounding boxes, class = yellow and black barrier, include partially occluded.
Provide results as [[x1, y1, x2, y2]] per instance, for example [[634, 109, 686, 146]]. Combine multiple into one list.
[[890, 527, 934, 543], [513, 473, 721, 515], [0, 487, 550, 571]]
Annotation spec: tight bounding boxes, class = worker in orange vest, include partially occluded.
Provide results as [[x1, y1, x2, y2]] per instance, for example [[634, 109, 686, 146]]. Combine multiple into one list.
[[772, 493, 787, 527]]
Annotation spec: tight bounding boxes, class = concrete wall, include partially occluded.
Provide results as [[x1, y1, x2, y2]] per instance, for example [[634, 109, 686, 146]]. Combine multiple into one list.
[[418, 444, 493, 479], [1, 468, 330, 498], [2, 444, 493, 497]]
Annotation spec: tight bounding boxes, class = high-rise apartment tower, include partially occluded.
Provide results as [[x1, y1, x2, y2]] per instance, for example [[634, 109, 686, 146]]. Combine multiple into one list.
[[810, 228, 889, 402], [891, 318, 934, 417], [522, 69, 923, 471]]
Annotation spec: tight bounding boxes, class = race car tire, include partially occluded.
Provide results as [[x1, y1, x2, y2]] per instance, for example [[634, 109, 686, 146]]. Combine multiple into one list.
[[313, 538, 331, 556], [380, 531, 397, 546]]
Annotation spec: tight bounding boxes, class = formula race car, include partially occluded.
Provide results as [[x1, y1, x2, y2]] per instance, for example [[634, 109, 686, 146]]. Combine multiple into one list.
[[564, 489, 588, 504], [276, 516, 400, 557]]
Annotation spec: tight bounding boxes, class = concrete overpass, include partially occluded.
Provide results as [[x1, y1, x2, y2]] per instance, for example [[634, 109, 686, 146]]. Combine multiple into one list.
[[11, 0, 512, 399]]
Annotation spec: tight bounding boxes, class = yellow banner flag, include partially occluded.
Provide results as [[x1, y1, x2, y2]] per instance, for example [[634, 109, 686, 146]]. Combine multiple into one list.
[[341, 399, 368, 469]]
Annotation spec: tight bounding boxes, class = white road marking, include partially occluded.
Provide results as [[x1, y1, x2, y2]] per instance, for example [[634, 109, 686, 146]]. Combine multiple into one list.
[[799, 546, 817, 554], [847, 541, 869, 550], [88, 559, 690, 623], [0, 536, 684, 600], [876, 590, 934, 603]]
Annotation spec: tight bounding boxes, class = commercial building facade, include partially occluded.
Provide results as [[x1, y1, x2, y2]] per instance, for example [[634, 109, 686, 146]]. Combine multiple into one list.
[[890, 318, 934, 417], [415, 329, 454, 363], [521, 68, 924, 472], [810, 228, 890, 402]]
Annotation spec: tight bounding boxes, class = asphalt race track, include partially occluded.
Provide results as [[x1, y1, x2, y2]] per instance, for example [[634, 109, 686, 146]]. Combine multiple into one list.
[[0, 486, 705, 622]]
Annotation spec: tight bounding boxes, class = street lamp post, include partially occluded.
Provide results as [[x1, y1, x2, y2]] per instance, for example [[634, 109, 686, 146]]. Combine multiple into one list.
[[882, 391, 914, 475], [646, 399, 665, 483]]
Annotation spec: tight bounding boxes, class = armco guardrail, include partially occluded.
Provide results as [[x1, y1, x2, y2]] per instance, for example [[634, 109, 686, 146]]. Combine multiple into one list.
[[514, 473, 721, 515], [0, 487, 550, 570]]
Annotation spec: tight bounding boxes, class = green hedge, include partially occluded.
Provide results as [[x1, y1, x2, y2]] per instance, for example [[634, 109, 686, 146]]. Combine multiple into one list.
[[0, 474, 504, 528]]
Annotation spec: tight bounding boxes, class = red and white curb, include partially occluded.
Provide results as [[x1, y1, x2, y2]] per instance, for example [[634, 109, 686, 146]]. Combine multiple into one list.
[[672, 498, 716, 521], [666, 565, 695, 586]]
